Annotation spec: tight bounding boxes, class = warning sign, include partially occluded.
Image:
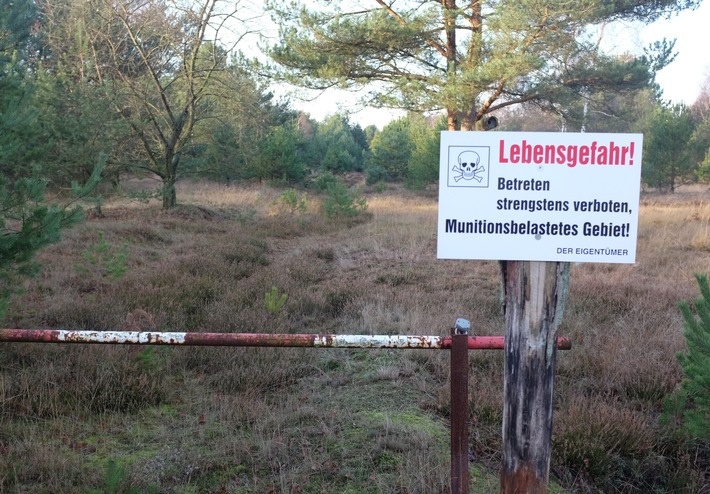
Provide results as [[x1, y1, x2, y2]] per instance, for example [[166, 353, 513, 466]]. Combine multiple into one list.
[[437, 131, 643, 263]]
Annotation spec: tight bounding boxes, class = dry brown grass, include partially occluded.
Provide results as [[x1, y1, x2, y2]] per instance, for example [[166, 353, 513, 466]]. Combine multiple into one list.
[[1, 180, 709, 493]]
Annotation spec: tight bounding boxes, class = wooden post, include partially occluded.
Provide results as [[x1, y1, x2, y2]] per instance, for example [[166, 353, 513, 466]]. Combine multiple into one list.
[[500, 260, 570, 493]]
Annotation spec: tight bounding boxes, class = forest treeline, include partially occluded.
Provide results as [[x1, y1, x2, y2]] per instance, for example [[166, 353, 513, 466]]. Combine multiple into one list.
[[2, 0, 710, 209]]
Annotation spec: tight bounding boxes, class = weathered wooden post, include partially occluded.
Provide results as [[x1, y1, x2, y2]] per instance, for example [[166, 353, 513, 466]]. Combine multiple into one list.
[[499, 260, 569, 493]]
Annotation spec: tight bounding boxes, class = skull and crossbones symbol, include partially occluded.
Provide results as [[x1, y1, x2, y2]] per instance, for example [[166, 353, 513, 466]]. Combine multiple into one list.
[[452, 151, 485, 182]]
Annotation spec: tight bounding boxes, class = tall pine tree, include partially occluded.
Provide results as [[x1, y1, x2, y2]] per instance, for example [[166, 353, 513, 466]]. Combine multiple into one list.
[[267, 0, 696, 131]]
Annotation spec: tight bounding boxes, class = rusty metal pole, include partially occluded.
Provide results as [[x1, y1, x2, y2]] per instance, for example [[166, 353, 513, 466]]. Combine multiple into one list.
[[451, 318, 470, 494], [0, 329, 571, 350]]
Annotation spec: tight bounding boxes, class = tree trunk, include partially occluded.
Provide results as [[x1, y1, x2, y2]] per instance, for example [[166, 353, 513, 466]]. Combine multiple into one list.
[[448, 109, 458, 131], [444, 0, 458, 132], [162, 176, 177, 209], [500, 261, 570, 493], [161, 151, 180, 209]]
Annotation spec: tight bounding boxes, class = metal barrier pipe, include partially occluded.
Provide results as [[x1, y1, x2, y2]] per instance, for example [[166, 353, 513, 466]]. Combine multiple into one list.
[[0, 329, 572, 350], [1, 326, 571, 494]]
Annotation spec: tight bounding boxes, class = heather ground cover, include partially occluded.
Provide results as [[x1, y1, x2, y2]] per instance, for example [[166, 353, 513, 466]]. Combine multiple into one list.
[[1, 182, 708, 493]]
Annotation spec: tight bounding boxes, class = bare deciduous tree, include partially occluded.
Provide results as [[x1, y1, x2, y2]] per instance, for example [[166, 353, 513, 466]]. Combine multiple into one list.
[[86, 0, 252, 208]]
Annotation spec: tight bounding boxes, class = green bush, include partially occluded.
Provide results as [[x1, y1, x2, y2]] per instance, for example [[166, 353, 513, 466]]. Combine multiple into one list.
[[271, 189, 308, 214], [366, 164, 389, 185], [312, 172, 339, 192], [75, 231, 130, 282], [322, 181, 368, 219]]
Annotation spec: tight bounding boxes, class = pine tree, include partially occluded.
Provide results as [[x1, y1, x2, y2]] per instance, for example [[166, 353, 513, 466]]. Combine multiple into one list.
[[368, 118, 412, 182], [0, 175, 84, 319], [670, 274, 710, 441], [406, 115, 446, 190], [642, 103, 698, 192], [266, 0, 695, 131], [0, 0, 100, 320], [0, 0, 45, 177]]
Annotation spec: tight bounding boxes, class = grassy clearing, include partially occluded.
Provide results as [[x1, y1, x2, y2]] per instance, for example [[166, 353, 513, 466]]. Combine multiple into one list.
[[1, 181, 709, 493]]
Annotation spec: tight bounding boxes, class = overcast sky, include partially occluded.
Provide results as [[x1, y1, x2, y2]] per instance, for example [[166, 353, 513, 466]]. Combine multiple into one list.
[[620, 0, 710, 105]]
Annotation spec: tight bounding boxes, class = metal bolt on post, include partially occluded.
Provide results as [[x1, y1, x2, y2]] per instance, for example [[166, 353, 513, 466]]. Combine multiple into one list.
[[451, 318, 470, 494]]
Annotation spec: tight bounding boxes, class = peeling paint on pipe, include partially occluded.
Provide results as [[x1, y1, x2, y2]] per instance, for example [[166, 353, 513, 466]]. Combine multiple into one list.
[[0, 329, 571, 350]]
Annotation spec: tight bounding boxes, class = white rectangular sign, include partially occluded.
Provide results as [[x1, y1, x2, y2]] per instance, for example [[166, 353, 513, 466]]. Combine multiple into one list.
[[437, 131, 643, 263]]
